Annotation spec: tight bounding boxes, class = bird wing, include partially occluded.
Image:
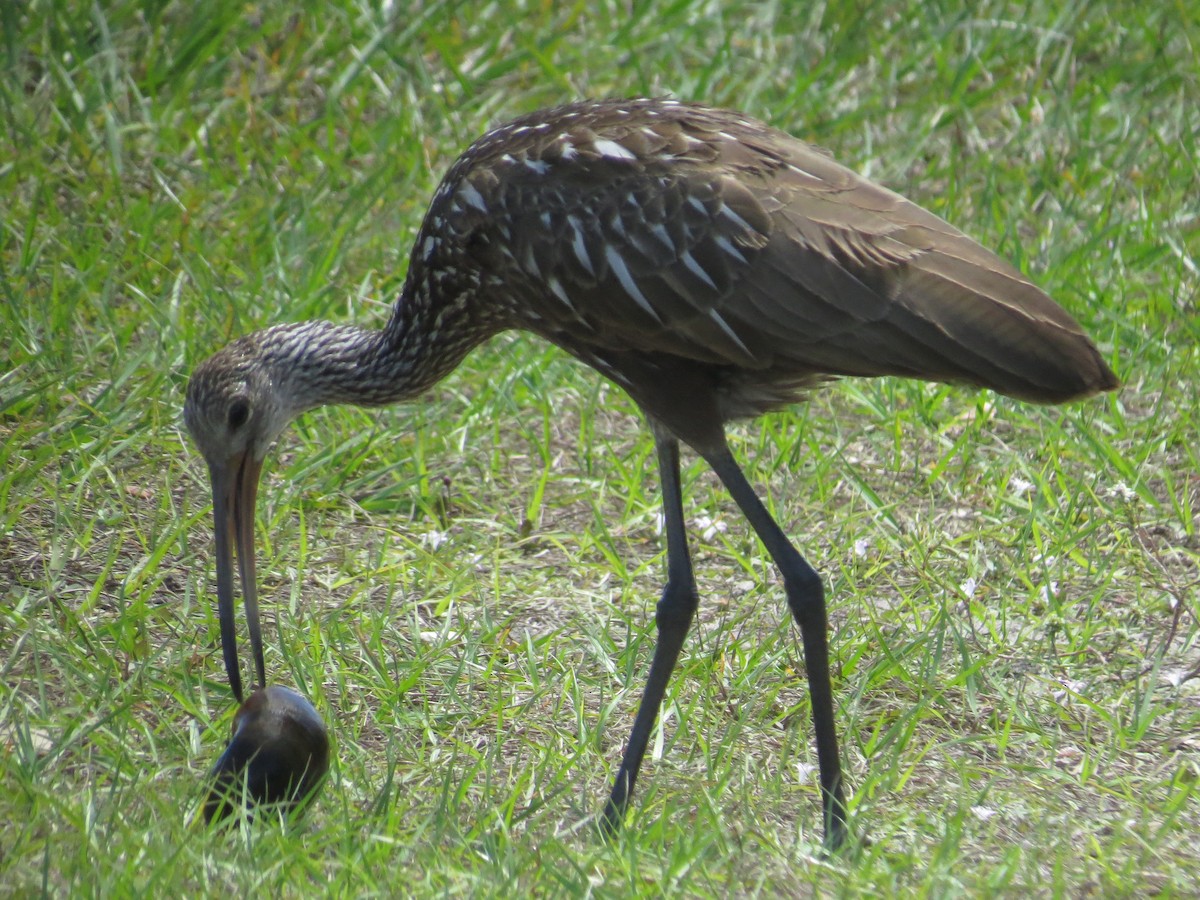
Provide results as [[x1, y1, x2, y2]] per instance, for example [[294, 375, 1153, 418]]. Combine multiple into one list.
[[434, 101, 1106, 400], [727, 128, 1098, 391]]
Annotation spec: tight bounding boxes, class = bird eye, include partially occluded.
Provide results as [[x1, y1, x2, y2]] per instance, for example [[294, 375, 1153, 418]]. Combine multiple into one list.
[[227, 398, 250, 430]]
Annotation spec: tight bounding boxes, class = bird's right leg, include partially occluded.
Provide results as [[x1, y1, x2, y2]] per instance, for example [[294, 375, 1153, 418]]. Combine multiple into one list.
[[602, 428, 699, 834]]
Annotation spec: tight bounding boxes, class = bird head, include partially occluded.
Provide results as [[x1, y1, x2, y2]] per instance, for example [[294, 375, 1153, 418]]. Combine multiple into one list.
[[184, 337, 293, 702]]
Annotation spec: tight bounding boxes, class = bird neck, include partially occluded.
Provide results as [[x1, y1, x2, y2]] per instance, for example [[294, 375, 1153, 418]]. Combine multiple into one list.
[[270, 283, 491, 415]]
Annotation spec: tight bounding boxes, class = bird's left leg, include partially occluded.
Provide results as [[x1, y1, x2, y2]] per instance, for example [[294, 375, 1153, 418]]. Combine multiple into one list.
[[602, 427, 699, 833], [704, 440, 850, 851]]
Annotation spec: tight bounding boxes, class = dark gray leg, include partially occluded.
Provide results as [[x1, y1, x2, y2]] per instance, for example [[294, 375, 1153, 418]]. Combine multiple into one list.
[[602, 431, 699, 833], [704, 443, 849, 850]]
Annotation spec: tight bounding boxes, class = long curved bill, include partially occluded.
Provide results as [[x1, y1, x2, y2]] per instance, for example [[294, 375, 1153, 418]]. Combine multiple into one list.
[[209, 453, 266, 702]]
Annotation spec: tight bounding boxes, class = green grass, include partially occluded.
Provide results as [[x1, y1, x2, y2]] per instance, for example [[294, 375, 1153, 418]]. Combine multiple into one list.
[[2, 0, 1198, 894]]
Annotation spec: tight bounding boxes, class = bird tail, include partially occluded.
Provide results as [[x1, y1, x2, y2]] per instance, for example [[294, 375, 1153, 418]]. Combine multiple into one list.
[[876, 237, 1119, 403]]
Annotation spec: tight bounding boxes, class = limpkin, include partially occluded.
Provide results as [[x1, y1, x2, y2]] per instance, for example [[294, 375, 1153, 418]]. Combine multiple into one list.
[[184, 98, 1117, 848]]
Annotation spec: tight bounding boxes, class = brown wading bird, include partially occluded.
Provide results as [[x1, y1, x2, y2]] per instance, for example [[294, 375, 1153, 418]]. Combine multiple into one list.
[[184, 98, 1117, 849]]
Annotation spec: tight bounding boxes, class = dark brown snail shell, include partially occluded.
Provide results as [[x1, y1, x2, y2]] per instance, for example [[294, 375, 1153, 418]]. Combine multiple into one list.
[[204, 685, 329, 823]]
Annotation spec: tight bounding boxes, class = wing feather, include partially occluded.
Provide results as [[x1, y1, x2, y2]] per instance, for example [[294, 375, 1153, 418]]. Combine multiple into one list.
[[429, 99, 1112, 403]]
